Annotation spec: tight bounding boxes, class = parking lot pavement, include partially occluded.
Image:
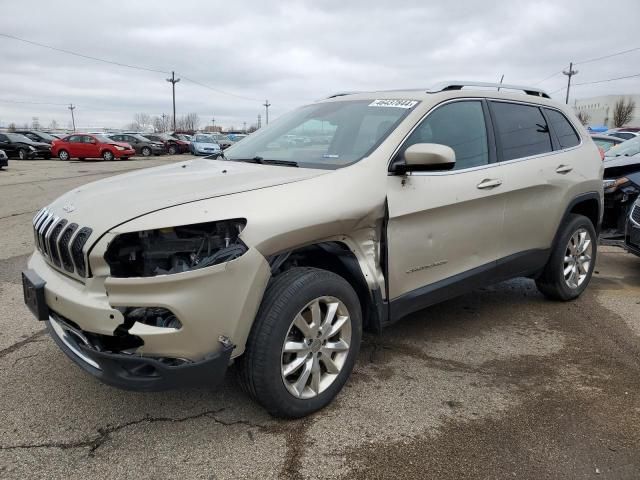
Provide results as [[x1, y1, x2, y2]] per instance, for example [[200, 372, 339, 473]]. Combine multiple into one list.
[[1, 160, 639, 479]]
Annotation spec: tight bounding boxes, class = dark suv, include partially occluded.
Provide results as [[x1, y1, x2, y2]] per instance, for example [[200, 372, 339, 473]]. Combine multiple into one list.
[[0, 133, 51, 159], [109, 133, 165, 156]]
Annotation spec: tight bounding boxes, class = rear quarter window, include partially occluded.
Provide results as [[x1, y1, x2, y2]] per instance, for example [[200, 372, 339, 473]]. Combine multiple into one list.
[[545, 109, 580, 149]]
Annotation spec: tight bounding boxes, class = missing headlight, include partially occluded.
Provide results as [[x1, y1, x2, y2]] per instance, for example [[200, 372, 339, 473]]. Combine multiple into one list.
[[105, 219, 247, 277]]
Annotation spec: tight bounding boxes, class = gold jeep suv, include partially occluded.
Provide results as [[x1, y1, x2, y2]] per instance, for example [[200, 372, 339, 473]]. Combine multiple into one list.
[[23, 81, 603, 417]]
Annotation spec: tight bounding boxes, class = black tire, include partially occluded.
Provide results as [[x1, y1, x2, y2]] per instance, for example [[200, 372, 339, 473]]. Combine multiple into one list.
[[58, 149, 70, 161], [18, 148, 28, 160], [239, 267, 362, 418], [536, 214, 597, 301], [141, 146, 152, 157], [102, 150, 114, 161], [168, 145, 177, 155]]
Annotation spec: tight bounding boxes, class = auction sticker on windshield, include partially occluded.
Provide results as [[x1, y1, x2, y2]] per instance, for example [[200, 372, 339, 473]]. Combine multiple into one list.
[[368, 99, 418, 108]]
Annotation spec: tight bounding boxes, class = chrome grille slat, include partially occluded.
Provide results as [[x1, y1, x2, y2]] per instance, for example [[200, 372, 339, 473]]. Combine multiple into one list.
[[32, 209, 92, 278]]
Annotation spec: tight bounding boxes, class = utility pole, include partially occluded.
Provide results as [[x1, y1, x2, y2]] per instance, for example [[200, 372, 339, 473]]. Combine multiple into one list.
[[161, 113, 168, 132], [497, 74, 504, 91], [212, 116, 215, 131], [166, 71, 180, 130], [263, 99, 271, 125], [562, 62, 578, 105], [243, 121, 247, 133], [68, 104, 76, 132], [257, 114, 262, 129]]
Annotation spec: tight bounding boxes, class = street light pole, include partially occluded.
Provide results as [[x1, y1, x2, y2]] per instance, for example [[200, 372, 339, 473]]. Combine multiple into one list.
[[166, 71, 180, 130], [68, 104, 76, 132]]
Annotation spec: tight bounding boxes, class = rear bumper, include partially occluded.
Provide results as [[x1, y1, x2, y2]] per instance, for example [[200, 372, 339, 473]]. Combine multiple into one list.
[[47, 314, 233, 391]]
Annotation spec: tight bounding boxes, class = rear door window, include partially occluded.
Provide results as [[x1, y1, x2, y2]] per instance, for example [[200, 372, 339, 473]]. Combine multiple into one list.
[[545, 109, 580, 149], [490, 102, 552, 161]]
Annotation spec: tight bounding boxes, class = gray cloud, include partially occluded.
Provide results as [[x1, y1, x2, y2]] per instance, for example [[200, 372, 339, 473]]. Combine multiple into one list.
[[1, 0, 639, 129]]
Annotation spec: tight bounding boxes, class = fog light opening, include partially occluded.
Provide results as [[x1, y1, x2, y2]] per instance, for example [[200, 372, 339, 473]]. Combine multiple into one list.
[[123, 307, 183, 330]]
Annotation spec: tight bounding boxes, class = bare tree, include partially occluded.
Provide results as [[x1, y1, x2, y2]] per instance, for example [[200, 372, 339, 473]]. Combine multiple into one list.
[[613, 98, 636, 128], [48, 119, 59, 130], [181, 113, 200, 132], [152, 115, 170, 133], [247, 124, 258, 133], [32, 117, 41, 130], [130, 113, 152, 131], [7, 123, 16, 132], [576, 111, 591, 126]]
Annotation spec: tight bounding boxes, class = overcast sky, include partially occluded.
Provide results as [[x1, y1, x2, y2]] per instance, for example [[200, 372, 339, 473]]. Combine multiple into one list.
[[1, 0, 640, 130]]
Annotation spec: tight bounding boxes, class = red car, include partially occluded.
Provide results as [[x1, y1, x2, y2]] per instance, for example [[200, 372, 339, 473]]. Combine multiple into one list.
[[51, 133, 136, 161]]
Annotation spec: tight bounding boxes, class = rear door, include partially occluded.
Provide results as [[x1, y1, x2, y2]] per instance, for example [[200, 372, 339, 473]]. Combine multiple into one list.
[[489, 100, 580, 264], [386, 99, 505, 311]]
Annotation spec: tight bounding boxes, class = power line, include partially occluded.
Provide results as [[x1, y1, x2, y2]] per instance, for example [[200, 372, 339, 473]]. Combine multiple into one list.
[[575, 47, 640, 65], [573, 72, 640, 86], [179, 75, 261, 102], [0, 32, 261, 102], [533, 71, 563, 85], [0, 33, 169, 74]]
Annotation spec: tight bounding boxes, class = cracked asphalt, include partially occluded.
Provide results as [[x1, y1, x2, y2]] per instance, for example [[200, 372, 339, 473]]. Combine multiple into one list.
[[1, 158, 639, 479]]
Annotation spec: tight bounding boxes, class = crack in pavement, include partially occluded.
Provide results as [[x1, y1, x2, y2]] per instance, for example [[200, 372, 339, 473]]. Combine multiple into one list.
[[0, 408, 270, 457], [0, 330, 46, 360]]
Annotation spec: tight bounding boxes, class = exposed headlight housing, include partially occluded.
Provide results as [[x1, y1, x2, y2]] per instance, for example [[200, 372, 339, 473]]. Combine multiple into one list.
[[104, 219, 247, 277], [28, 145, 36, 151], [115, 146, 126, 151], [603, 177, 629, 193]]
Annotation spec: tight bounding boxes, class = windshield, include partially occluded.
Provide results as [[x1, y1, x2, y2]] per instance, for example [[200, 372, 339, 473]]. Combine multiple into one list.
[[223, 99, 418, 168], [606, 136, 640, 158], [194, 135, 216, 143], [7, 133, 32, 142], [94, 134, 115, 143]]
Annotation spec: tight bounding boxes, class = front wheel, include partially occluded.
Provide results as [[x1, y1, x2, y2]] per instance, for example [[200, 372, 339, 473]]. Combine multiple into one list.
[[168, 145, 177, 155], [141, 146, 151, 157], [536, 214, 597, 301], [239, 267, 362, 418], [18, 148, 28, 160], [58, 150, 70, 161], [102, 150, 115, 161]]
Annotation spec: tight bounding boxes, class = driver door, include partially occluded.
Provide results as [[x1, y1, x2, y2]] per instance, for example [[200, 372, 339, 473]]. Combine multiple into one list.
[[386, 100, 506, 318]]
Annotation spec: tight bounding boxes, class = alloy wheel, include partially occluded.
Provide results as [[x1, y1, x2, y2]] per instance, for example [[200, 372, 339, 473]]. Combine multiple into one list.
[[281, 296, 352, 399], [563, 228, 592, 289]]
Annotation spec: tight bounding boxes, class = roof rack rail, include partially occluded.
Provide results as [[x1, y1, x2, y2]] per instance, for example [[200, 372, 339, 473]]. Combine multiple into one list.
[[427, 81, 550, 99], [324, 91, 362, 99]]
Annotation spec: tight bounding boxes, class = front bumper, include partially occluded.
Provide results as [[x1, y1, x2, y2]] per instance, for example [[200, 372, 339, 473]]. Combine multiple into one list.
[[114, 149, 136, 158], [25, 246, 270, 387], [0, 156, 7, 168], [47, 314, 233, 391], [625, 220, 640, 256]]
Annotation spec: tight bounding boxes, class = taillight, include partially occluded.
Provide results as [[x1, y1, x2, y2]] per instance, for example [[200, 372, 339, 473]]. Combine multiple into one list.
[[598, 146, 605, 161]]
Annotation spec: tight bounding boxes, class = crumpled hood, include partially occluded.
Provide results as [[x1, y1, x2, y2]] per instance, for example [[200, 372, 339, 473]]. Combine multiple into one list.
[[46, 159, 326, 235]]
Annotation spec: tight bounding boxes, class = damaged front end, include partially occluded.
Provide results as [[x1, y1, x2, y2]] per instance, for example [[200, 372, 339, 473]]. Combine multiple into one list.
[[601, 164, 640, 244], [47, 310, 234, 392]]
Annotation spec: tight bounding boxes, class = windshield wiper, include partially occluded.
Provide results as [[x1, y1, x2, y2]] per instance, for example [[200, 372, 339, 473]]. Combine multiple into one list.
[[232, 156, 298, 167]]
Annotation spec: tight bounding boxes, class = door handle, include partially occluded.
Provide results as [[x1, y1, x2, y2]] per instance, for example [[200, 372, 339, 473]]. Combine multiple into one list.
[[476, 178, 502, 189], [556, 165, 573, 174]]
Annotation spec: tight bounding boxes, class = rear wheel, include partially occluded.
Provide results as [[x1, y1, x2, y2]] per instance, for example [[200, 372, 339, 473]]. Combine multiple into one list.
[[239, 267, 362, 418], [141, 146, 151, 157], [536, 214, 597, 301], [18, 148, 28, 160], [58, 150, 70, 161], [102, 150, 114, 161]]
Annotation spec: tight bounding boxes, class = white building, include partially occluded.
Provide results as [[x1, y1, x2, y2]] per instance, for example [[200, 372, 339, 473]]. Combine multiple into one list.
[[573, 94, 640, 128]]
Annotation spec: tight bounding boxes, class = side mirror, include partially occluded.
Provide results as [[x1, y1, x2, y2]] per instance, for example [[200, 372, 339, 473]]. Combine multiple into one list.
[[394, 143, 456, 174]]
